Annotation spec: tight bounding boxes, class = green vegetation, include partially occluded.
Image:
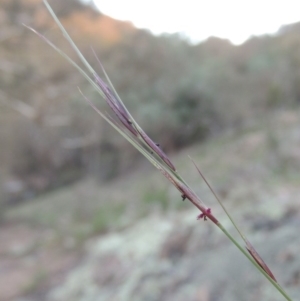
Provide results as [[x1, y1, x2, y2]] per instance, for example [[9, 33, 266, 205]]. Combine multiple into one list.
[[142, 186, 169, 212], [1, 0, 300, 205], [22, 268, 48, 296], [91, 203, 126, 234]]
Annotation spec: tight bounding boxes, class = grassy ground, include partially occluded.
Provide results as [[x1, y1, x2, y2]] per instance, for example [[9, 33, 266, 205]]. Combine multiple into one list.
[[5, 108, 300, 236], [1, 108, 300, 300]]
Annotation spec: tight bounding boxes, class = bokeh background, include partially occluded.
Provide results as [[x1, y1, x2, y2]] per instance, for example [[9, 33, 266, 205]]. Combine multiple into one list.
[[0, 0, 300, 300]]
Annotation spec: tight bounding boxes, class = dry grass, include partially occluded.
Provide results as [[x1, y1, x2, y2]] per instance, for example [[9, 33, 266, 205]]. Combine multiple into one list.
[[5, 108, 300, 240]]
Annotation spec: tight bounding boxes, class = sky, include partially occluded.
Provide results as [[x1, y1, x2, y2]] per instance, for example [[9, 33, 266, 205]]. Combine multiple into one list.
[[92, 0, 300, 45]]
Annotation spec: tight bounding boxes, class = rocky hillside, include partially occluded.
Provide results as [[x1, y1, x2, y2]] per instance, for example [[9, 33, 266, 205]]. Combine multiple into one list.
[[2, 0, 300, 205], [1, 108, 300, 300]]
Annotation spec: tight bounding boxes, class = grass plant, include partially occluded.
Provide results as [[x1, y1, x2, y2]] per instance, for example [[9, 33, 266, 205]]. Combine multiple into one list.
[[24, 1, 295, 300]]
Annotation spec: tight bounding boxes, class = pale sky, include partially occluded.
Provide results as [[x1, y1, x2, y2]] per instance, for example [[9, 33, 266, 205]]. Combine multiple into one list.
[[93, 0, 300, 44]]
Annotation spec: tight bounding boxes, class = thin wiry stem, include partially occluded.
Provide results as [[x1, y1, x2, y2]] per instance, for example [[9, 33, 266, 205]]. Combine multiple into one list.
[[190, 157, 277, 282]]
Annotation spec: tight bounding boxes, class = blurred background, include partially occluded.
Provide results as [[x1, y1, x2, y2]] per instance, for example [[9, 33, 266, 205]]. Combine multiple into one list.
[[0, 0, 300, 300]]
